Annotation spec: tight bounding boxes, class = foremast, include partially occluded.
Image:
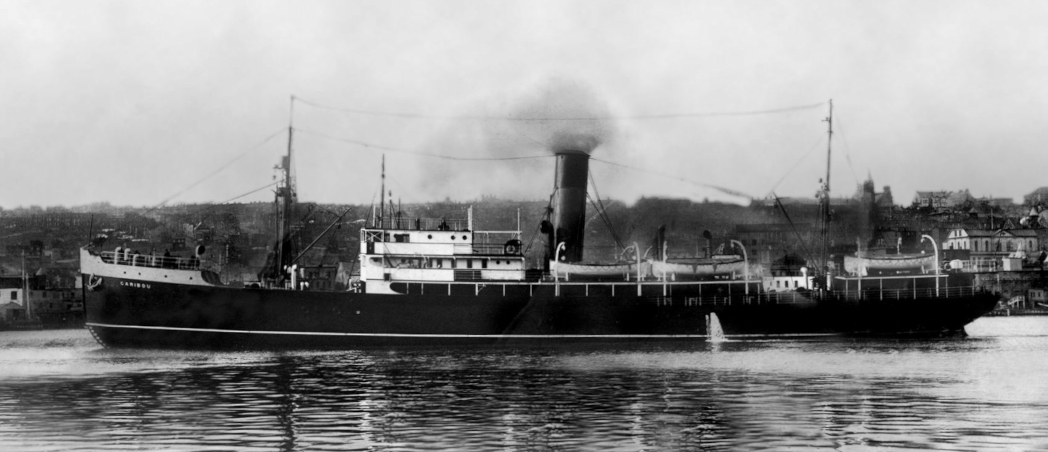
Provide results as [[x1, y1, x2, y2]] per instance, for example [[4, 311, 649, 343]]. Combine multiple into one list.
[[262, 125, 297, 285]]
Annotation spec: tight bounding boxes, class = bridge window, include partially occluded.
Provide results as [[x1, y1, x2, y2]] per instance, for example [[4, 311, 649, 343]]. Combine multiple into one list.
[[394, 234, 410, 243]]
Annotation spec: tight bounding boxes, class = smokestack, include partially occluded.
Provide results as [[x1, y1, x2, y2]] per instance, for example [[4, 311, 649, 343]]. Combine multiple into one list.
[[549, 150, 590, 263]]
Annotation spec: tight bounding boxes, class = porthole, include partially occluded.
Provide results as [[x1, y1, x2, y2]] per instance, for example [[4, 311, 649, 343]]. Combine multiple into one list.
[[427, 234, 432, 239], [462, 235, 467, 240], [451, 235, 455, 240]]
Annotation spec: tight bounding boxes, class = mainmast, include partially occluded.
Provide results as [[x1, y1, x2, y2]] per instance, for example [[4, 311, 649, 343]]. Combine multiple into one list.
[[820, 100, 834, 275], [275, 125, 296, 276], [380, 154, 386, 228], [22, 251, 30, 321]]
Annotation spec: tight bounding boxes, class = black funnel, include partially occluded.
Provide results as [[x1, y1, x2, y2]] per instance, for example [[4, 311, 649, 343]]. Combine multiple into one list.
[[549, 150, 590, 263]]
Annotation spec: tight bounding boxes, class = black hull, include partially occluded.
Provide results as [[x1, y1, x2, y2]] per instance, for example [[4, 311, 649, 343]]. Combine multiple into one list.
[[83, 274, 999, 349]]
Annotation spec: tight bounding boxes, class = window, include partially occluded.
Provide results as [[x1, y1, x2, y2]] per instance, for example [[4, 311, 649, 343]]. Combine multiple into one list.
[[11, 292, 17, 300], [467, 259, 473, 269], [482, 259, 488, 269], [393, 234, 410, 243]]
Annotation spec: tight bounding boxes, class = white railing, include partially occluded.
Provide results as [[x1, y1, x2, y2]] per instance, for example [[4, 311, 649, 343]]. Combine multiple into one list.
[[372, 217, 469, 231], [99, 251, 203, 271]]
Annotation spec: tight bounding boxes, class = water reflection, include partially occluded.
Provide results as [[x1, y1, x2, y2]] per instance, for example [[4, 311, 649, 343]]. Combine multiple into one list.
[[2, 318, 1048, 451]]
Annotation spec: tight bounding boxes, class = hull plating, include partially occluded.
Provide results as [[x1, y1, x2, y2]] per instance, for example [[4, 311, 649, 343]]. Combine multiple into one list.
[[84, 274, 999, 349]]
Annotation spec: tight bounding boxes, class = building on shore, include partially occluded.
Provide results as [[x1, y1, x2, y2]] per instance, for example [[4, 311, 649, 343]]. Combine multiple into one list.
[[943, 228, 1041, 271]]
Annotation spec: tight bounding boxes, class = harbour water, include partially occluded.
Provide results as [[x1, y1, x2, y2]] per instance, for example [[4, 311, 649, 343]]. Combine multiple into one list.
[[1, 317, 1047, 451]]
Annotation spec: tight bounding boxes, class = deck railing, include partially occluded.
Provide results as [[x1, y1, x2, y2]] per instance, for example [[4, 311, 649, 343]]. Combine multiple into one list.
[[469, 243, 521, 256], [682, 284, 987, 307], [372, 217, 469, 231], [382, 279, 990, 306], [98, 251, 203, 271]]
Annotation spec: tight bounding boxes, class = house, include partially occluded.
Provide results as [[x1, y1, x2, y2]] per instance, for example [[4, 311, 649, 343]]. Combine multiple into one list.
[[735, 223, 815, 268], [943, 229, 1039, 255], [913, 190, 973, 210], [295, 247, 341, 291], [1030, 288, 1048, 305], [0, 276, 23, 307], [27, 288, 83, 324], [914, 191, 950, 209], [1024, 187, 1048, 207], [0, 301, 24, 322], [943, 228, 1040, 271]]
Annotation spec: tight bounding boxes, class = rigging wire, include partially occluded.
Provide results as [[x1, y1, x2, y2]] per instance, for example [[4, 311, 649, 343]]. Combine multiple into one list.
[[586, 194, 626, 255], [763, 134, 827, 198], [520, 207, 548, 258], [523, 191, 558, 256], [835, 116, 861, 186], [143, 128, 287, 215], [589, 157, 754, 200], [294, 96, 827, 121], [296, 128, 555, 161], [180, 181, 281, 220], [771, 192, 817, 265], [587, 174, 627, 251], [220, 181, 281, 205]]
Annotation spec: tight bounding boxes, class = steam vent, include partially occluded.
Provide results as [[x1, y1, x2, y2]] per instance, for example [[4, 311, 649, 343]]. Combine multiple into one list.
[[549, 150, 590, 262]]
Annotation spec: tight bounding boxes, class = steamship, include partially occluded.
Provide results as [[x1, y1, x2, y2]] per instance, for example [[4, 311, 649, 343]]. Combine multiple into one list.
[[81, 124, 998, 349]]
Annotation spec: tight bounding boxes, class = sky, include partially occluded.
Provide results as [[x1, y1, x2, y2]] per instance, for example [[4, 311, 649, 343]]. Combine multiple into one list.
[[3, 0, 1048, 210]]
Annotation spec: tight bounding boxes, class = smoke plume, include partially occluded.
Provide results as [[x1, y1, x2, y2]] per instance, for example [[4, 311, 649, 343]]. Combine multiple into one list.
[[413, 76, 620, 201], [506, 76, 616, 154]]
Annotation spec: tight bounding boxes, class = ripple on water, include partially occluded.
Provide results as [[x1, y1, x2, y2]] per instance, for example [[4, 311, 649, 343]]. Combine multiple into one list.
[[3, 321, 1048, 451]]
